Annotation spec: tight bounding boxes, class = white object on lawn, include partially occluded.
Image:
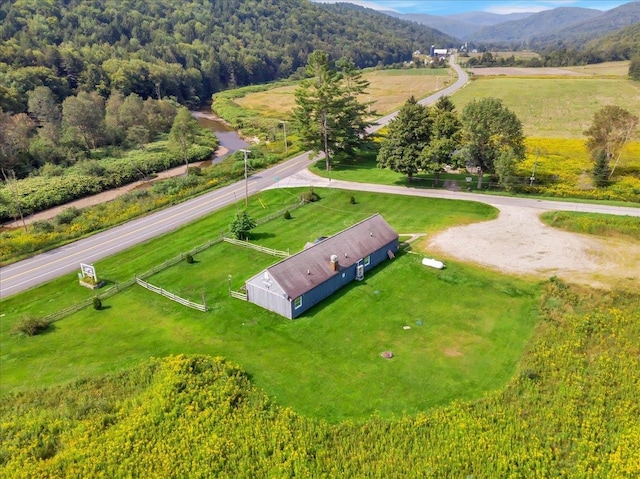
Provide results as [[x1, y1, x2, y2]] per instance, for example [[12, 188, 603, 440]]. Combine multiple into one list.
[[422, 258, 444, 269]]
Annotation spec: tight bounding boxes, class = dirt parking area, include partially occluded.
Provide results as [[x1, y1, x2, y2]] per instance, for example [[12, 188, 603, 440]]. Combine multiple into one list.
[[427, 204, 640, 290]]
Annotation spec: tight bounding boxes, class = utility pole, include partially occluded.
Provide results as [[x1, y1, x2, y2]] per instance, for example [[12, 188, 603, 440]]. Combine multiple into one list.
[[530, 150, 539, 186], [240, 149, 250, 207], [279, 120, 288, 154]]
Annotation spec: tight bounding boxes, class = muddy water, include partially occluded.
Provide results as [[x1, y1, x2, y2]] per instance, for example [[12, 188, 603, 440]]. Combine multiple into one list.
[[191, 109, 249, 163]]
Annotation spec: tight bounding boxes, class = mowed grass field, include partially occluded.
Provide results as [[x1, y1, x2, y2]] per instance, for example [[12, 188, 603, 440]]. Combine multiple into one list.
[[451, 76, 640, 138], [233, 60, 638, 140], [235, 68, 451, 118], [0, 188, 542, 421]]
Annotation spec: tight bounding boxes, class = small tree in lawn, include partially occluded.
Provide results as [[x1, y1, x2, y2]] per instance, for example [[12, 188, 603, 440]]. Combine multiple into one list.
[[584, 105, 638, 184], [230, 210, 256, 240]]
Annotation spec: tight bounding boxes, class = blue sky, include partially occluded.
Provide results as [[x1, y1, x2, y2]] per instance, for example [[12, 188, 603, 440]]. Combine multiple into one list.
[[312, 0, 632, 15]]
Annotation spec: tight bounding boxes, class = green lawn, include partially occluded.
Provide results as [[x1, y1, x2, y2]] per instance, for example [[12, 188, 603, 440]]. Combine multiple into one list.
[[0, 188, 541, 422]]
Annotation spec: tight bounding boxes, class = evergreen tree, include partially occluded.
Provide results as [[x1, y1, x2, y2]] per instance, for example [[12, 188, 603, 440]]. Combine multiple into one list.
[[376, 97, 432, 182], [591, 149, 611, 187], [293, 51, 372, 171]]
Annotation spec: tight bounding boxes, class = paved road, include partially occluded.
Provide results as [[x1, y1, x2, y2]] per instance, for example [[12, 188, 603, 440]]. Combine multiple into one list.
[[0, 152, 316, 298]]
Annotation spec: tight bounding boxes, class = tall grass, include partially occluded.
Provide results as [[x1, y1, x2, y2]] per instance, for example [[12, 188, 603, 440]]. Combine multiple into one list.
[[1, 283, 638, 477]]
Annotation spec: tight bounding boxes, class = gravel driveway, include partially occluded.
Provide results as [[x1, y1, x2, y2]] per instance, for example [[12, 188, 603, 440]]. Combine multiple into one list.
[[427, 204, 640, 289]]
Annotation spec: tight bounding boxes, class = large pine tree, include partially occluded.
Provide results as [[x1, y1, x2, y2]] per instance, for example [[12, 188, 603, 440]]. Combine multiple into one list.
[[376, 97, 432, 182], [293, 51, 372, 171]]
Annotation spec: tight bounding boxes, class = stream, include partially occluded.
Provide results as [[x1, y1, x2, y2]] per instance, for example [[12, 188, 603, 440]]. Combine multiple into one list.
[[191, 109, 249, 163]]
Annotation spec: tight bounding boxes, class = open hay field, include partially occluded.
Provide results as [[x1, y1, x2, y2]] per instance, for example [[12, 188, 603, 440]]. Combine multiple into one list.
[[451, 76, 640, 138], [234, 68, 450, 118]]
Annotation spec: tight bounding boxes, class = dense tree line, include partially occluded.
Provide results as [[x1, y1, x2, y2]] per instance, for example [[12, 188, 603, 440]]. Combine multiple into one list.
[[377, 96, 525, 190], [0, 0, 454, 114], [0, 90, 178, 178], [468, 22, 640, 69]]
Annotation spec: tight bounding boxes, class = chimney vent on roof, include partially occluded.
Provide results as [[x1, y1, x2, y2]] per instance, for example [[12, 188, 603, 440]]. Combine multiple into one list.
[[329, 254, 339, 272]]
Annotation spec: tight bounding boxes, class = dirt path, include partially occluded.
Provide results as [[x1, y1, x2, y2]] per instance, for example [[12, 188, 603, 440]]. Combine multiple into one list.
[[2, 146, 229, 229]]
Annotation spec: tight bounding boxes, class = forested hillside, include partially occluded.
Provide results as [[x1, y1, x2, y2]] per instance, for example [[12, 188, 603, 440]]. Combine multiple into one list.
[[0, 0, 454, 113]]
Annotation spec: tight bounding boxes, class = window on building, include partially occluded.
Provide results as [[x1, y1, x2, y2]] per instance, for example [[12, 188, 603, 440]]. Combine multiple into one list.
[[364, 255, 371, 266], [294, 296, 303, 309]]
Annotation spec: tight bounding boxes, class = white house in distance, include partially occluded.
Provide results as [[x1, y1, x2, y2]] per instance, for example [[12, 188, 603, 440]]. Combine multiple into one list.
[[429, 45, 448, 57], [244, 214, 399, 319]]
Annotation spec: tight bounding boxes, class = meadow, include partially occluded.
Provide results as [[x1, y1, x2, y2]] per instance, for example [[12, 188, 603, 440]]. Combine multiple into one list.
[[451, 75, 640, 138], [228, 67, 451, 121], [1, 281, 638, 477], [226, 60, 640, 203], [0, 188, 545, 422]]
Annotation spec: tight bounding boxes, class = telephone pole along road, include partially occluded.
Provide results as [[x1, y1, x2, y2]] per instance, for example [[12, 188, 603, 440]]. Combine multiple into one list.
[[1, 58, 636, 298]]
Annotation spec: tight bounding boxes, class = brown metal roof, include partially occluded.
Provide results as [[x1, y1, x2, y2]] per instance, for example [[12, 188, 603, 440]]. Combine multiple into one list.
[[265, 214, 398, 299]]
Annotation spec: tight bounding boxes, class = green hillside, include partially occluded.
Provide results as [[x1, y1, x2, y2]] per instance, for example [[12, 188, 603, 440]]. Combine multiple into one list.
[[0, 0, 455, 112]]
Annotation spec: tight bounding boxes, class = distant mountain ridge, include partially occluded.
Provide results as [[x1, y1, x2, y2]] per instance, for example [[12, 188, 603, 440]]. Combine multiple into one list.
[[532, 1, 640, 47], [468, 7, 603, 43], [379, 1, 639, 47], [383, 10, 534, 39]]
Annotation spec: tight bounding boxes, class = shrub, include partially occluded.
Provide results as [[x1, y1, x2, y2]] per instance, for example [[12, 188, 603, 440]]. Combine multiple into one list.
[[93, 297, 103, 311], [30, 220, 55, 233], [13, 316, 51, 336], [55, 207, 82, 225], [39, 162, 65, 177], [300, 188, 320, 203], [185, 253, 194, 264], [284, 210, 291, 220]]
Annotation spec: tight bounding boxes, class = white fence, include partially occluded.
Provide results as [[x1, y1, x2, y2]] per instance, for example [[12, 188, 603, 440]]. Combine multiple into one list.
[[135, 277, 207, 312], [223, 237, 289, 257], [230, 290, 247, 301]]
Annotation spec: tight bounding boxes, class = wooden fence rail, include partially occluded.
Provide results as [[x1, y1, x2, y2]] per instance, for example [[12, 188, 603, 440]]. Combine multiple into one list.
[[135, 278, 207, 312], [223, 237, 289, 257], [39, 201, 302, 324], [230, 290, 247, 301]]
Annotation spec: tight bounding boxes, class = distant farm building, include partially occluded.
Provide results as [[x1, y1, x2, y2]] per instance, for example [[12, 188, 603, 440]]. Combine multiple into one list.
[[245, 214, 399, 319], [430, 45, 448, 57]]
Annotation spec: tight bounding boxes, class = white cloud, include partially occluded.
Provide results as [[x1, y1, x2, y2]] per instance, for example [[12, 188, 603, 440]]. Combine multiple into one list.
[[485, 3, 553, 14]]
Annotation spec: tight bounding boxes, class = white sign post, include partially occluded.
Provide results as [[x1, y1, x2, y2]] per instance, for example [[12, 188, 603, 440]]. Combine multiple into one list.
[[80, 263, 98, 282]]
